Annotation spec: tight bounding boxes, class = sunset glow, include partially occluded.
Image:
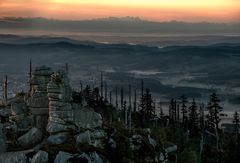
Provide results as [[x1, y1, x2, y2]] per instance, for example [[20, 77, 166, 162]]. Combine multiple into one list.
[[0, 0, 239, 22]]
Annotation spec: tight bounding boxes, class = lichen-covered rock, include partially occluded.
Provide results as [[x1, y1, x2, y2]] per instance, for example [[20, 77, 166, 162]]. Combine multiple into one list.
[[54, 151, 104, 163], [17, 127, 43, 148], [47, 132, 69, 145], [75, 130, 91, 145], [73, 106, 103, 130], [54, 151, 73, 163], [31, 150, 48, 163], [0, 151, 30, 163], [77, 152, 104, 163], [75, 129, 105, 148], [46, 121, 75, 133]]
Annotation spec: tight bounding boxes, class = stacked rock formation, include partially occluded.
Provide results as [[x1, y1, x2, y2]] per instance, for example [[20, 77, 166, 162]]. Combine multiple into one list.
[[27, 66, 53, 131], [46, 70, 75, 141]]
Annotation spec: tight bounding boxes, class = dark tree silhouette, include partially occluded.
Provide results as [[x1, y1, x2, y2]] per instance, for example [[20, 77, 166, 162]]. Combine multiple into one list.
[[104, 82, 108, 102], [188, 99, 199, 136], [120, 87, 124, 110], [179, 95, 188, 128], [122, 100, 127, 126], [133, 89, 137, 112], [93, 87, 100, 101], [206, 92, 223, 151], [159, 101, 164, 119], [206, 93, 223, 132], [233, 111, 240, 135], [115, 85, 118, 109], [83, 85, 94, 106], [100, 72, 103, 97], [169, 99, 177, 124], [140, 89, 155, 124], [3, 75, 8, 104]]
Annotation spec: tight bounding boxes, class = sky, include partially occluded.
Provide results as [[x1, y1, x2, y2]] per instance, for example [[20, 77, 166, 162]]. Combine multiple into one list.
[[0, 0, 239, 22]]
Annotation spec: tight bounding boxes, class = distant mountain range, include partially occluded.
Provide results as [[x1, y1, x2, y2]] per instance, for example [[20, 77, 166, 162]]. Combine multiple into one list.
[[0, 17, 239, 35], [0, 35, 239, 110]]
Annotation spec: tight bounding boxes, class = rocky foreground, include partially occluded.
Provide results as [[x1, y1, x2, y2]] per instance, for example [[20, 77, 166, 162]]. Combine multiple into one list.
[[0, 66, 177, 163]]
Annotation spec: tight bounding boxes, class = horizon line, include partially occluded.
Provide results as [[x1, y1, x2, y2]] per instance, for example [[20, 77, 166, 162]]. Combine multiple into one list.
[[1, 16, 240, 24]]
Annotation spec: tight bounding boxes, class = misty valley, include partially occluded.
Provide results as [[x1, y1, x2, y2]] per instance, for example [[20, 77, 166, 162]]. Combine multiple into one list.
[[0, 34, 239, 111]]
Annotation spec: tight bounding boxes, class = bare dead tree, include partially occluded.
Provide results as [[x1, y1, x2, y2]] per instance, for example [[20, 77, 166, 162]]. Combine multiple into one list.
[[120, 86, 124, 110], [128, 84, 132, 129], [153, 98, 156, 116], [140, 79, 145, 122], [29, 58, 32, 92], [104, 82, 108, 102], [177, 104, 180, 123], [109, 91, 112, 104], [115, 85, 118, 109], [4, 75, 8, 104], [134, 88, 137, 112], [159, 101, 164, 119], [80, 81, 83, 106], [123, 100, 127, 126], [100, 72, 103, 97]]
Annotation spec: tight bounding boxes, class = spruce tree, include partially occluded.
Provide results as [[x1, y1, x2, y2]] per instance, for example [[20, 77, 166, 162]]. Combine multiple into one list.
[[180, 95, 188, 128], [233, 111, 240, 135], [188, 98, 199, 136], [169, 99, 177, 123], [140, 89, 154, 124], [206, 92, 223, 151], [206, 93, 223, 131]]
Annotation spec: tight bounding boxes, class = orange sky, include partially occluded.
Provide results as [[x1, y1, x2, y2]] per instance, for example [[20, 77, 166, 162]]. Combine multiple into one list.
[[0, 0, 239, 22]]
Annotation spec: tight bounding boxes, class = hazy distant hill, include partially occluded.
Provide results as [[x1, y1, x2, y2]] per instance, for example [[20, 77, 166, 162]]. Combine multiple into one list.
[[1, 34, 240, 47], [0, 17, 239, 35], [0, 35, 239, 110]]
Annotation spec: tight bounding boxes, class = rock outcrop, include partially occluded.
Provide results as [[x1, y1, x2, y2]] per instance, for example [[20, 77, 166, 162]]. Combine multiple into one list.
[[54, 151, 73, 163], [17, 127, 43, 148], [54, 151, 104, 163], [73, 106, 102, 130], [73, 105, 105, 149], [47, 132, 69, 145], [0, 151, 31, 163], [27, 66, 53, 131], [10, 101, 32, 130], [31, 150, 48, 163], [46, 70, 74, 144], [75, 129, 105, 148]]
